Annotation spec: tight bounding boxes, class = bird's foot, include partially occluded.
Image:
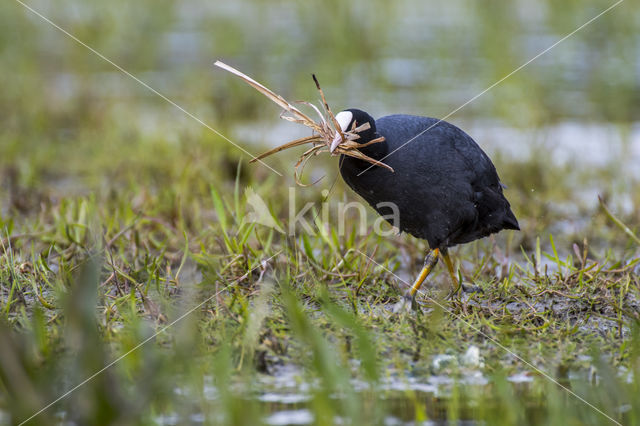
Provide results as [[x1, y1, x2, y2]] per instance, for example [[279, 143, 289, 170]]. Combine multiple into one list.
[[447, 282, 483, 299], [393, 290, 421, 313], [461, 283, 483, 293]]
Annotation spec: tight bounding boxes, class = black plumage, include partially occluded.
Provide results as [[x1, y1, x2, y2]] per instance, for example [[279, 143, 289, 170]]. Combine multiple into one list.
[[334, 108, 519, 298]]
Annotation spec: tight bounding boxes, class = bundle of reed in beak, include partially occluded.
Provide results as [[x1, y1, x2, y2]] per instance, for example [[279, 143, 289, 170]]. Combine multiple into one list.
[[214, 61, 393, 185]]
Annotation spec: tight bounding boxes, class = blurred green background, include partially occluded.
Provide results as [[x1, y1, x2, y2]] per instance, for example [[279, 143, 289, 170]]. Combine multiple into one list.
[[1, 0, 639, 237], [1, 0, 640, 425]]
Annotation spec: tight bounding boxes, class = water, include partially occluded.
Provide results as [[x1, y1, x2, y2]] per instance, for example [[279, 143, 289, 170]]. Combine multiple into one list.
[[234, 119, 640, 171], [147, 350, 564, 425]]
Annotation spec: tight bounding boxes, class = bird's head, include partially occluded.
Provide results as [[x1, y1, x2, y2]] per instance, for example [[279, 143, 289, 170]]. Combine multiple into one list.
[[330, 109, 377, 153]]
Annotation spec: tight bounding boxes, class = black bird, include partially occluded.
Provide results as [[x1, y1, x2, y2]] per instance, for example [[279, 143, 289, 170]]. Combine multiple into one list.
[[331, 109, 519, 301]]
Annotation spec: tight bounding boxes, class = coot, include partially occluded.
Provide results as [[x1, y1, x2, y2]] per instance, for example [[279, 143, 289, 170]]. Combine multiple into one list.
[[331, 109, 519, 300]]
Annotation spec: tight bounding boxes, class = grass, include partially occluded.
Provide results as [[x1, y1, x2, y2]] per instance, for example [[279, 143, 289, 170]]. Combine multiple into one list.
[[1, 0, 640, 424], [0, 129, 639, 424]]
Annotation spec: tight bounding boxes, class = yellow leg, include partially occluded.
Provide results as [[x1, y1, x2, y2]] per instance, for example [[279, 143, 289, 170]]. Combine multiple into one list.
[[409, 248, 439, 297], [440, 249, 461, 293]]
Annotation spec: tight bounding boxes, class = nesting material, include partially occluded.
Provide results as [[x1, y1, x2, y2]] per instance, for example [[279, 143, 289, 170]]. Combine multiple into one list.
[[214, 61, 393, 185]]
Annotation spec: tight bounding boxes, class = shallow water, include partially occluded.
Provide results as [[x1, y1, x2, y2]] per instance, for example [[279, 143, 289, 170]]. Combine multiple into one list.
[[234, 119, 640, 173], [144, 352, 595, 425]]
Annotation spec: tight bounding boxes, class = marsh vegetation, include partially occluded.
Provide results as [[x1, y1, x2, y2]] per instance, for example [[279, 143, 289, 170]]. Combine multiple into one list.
[[1, 0, 639, 424]]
